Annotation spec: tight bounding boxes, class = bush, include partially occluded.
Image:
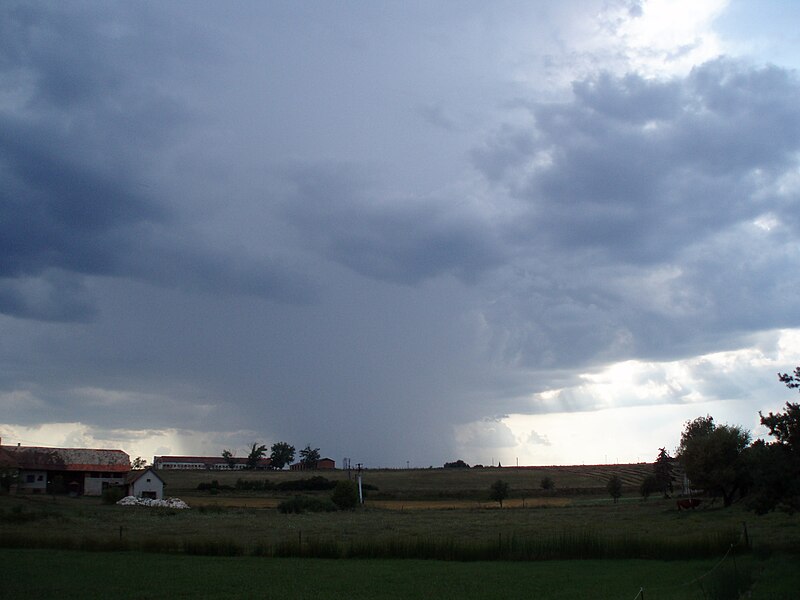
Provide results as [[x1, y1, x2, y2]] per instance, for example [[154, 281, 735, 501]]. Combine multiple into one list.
[[331, 480, 359, 510], [0, 505, 42, 523], [277, 495, 338, 514], [639, 475, 659, 500], [197, 480, 234, 492], [235, 478, 276, 491], [540, 476, 555, 491], [276, 476, 336, 492], [101, 486, 126, 504]]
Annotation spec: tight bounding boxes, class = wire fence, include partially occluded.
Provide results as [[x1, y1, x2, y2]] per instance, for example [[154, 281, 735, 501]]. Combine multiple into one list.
[[629, 528, 751, 600]]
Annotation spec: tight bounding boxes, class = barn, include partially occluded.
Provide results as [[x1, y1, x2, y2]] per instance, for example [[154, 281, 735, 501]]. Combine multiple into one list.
[[290, 457, 336, 470], [0, 444, 130, 496]]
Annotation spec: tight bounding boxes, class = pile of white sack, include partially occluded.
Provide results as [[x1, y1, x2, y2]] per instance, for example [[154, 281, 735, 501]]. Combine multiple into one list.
[[117, 496, 190, 509]]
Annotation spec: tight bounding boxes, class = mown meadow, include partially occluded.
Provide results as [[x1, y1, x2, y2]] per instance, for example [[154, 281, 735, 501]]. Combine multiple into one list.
[[1, 465, 797, 599]]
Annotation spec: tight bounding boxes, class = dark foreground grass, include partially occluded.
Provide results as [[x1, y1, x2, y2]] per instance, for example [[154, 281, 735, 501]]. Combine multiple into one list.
[[0, 527, 745, 561], [0, 549, 772, 600]]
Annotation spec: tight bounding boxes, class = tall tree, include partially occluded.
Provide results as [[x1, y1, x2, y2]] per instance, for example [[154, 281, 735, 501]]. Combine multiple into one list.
[[607, 474, 623, 504], [677, 415, 716, 455], [653, 447, 675, 498], [489, 479, 510, 508], [270, 442, 295, 470], [760, 402, 800, 451], [747, 372, 800, 514], [221, 449, 236, 470], [246, 443, 268, 470], [299, 445, 320, 469], [677, 417, 751, 507]]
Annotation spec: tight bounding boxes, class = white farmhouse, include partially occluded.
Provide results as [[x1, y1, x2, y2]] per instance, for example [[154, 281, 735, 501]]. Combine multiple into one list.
[[125, 468, 165, 500]]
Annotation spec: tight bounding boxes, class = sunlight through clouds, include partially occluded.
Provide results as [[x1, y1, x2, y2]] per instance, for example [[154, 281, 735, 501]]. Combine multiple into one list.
[[455, 329, 800, 466], [610, 0, 728, 76]]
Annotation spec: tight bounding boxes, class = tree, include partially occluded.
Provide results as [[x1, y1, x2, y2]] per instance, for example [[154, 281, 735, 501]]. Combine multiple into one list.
[[677, 417, 751, 507], [540, 476, 555, 491], [489, 479, 510, 508], [744, 439, 799, 514], [607, 474, 623, 504], [677, 415, 716, 455], [639, 475, 659, 500], [760, 401, 800, 451], [653, 447, 675, 498], [0, 466, 18, 492], [778, 366, 800, 391], [222, 449, 236, 470], [131, 456, 148, 470], [299, 445, 320, 469], [746, 372, 800, 514], [246, 443, 268, 470], [331, 480, 359, 510], [443, 459, 470, 469], [270, 442, 295, 470]]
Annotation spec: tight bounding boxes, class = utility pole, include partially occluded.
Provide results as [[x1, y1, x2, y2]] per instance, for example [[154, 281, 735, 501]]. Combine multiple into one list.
[[356, 463, 364, 505]]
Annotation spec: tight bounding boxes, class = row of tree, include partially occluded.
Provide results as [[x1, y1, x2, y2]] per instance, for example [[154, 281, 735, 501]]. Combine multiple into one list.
[[649, 368, 800, 513], [221, 442, 322, 470]]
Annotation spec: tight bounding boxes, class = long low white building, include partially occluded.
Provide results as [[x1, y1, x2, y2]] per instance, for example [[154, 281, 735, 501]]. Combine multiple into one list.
[[153, 455, 272, 470]]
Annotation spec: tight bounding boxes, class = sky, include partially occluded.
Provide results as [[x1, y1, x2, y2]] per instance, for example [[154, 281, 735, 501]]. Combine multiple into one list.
[[2, 0, 800, 468]]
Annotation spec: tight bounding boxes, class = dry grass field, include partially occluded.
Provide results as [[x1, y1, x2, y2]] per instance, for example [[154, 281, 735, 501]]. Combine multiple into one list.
[[2, 463, 797, 599], [2, 463, 796, 552], [159, 462, 655, 501]]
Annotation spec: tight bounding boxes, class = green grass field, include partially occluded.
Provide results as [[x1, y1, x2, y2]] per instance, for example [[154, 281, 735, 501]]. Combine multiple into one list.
[[0, 549, 783, 600]]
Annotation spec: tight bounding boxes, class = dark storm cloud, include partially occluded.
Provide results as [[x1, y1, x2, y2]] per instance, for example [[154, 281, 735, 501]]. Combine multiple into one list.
[[3, 1, 800, 468], [282, 164, 505, 284], [0, 116, 163, 275], [471, 58, 800, 372], [476, 59, 800, 264], [0, 2, 314, 321]]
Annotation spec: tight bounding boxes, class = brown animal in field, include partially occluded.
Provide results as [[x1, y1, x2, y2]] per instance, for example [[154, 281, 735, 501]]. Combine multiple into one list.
[[676, 498, 701, 510]]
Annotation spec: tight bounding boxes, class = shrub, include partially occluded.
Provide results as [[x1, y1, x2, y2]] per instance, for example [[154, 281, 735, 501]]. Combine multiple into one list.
[[331, 480, 359, 510], [197, 480, 234, 492], [639, 474, 659, 500], [1, 505, 43, 523], [102, 486, 126, 505], [540, 476, 555, 491], [277, 495, 338, 514], [276, 476, 336, 492], [235, 478, 276, 491]]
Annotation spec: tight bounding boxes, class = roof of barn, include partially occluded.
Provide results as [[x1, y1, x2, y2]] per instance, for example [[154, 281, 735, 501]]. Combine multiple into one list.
[[0, 446, 131, 472]]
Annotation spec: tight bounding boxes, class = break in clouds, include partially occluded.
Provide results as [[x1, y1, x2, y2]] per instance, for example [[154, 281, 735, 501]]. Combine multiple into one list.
[[1, 1, 800, 466]]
